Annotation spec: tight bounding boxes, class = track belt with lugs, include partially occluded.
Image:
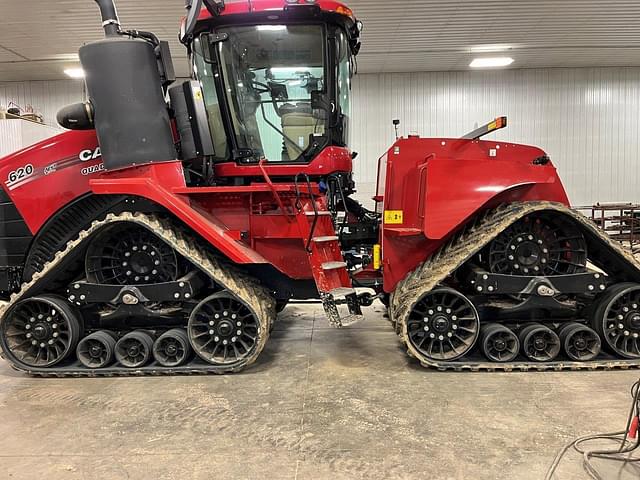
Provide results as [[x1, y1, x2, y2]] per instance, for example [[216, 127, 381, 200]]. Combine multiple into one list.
[[391, 201, 640, 372], [0, 212, 276, 377]]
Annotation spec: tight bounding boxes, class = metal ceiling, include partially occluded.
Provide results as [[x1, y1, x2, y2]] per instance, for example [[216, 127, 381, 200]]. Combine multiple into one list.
[[1, 0, 640, 81]]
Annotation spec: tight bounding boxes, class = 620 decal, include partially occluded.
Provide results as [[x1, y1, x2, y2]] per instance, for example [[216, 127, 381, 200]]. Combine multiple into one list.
[[6, 164, 34, 187]]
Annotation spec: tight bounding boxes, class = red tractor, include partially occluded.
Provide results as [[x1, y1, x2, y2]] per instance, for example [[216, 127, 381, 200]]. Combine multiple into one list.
[[0, 0, 638, 376]]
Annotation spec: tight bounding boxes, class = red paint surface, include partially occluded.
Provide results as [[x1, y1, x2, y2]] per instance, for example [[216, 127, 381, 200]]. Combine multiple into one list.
[[214, 147, 352, 178], [0, 130, 100, 232], [380, 137, 570, 292], [0, 128, 572, 296], [197, 0, 355, 20]]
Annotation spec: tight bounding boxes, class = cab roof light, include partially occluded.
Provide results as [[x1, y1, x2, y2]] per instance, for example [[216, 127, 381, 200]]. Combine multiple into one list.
[[284, 0, 354, 20], [335, 5, 354, 18]]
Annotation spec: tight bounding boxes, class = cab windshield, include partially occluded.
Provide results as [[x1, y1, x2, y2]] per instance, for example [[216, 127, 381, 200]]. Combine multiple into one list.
[[216, 24, 327, 162]]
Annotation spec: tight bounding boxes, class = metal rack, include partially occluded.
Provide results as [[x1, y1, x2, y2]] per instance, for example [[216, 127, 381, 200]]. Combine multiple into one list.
[[575, 203, 640, 254]]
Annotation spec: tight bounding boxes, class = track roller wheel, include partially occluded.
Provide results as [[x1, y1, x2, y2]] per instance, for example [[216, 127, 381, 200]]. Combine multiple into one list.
[[558, 323, 601, 361], [153, 329, 191, 367], [0, 295, 82, 368], [188, 292, 265, 368], [404, 288, 480, 362], [115, 331, 154, 368], [76, 331, 117, 369], [591, 283, 640, 359], [480, 323, 520, 362], [519, 323, 560, 362]]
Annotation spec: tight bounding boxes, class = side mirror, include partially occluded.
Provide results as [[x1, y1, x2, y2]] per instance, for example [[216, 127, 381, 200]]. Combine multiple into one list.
[[181, 0, 225, 45], [181, 0, 203, 45], [203, 0, 225, 15]]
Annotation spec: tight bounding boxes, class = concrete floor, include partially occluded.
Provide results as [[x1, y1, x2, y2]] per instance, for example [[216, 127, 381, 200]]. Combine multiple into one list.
[[1, 303, 639, 480]]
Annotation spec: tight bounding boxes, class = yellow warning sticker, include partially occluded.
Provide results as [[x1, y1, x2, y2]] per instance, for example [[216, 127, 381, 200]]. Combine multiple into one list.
[[384, 210, 404, 225], [193, 89, 203, 100]]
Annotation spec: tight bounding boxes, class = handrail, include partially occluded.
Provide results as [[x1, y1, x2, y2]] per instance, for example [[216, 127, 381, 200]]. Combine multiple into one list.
[[258, 159, 292, 222], [294, 173, 319, 253]]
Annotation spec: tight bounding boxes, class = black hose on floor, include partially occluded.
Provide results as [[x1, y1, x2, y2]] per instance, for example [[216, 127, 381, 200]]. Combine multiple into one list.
[[545, 378, 640, 480]]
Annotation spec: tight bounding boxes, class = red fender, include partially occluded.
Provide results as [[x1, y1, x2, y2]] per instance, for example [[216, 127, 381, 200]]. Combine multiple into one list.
[[90, 162, 268, 264], [380, 137, 571, 292]]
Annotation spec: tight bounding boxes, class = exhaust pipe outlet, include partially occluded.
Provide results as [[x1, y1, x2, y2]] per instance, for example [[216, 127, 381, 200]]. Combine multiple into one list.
[[57, 102, 94, 130], [94, 0, 121, 36]]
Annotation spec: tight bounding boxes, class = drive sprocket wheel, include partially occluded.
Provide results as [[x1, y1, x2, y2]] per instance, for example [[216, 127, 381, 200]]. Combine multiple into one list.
[[591, 283, 640, 359], [0, 295, 82, 368], [404, 288, 480, 361], [85, 224, 179, 285], [188, 292, 266, 368], [488, 214, 587, 276]]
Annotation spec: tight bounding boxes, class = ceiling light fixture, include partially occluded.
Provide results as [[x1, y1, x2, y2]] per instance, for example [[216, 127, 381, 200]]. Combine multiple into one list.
[[470, 44, 514, 53], [470, 57, 514, 68], [64, 68, 85, 79]]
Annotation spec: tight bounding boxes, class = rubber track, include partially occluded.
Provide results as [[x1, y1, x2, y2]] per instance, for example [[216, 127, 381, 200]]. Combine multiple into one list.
[[0, 212, 276, 377], [391, 201, 640, 372]]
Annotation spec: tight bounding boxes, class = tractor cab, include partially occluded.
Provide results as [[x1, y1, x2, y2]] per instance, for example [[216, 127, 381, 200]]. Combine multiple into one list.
[[181, 0, 362, 182]]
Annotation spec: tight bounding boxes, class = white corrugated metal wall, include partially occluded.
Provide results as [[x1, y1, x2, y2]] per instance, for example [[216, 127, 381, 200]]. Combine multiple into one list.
[[351, 67, 640, 207], [0, 80, 84, 127], [2, 69, 639, 208]]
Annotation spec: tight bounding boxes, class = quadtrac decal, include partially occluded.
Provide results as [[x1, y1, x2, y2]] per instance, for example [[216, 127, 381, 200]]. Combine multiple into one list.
[[5, 147, 104, 191]]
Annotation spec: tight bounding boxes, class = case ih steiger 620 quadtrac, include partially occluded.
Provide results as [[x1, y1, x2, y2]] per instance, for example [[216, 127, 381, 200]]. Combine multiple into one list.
[[1, 0, 640, 376]]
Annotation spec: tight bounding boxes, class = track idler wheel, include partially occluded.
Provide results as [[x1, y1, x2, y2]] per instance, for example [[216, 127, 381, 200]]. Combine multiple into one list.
[[558, 322, 601, 361], [480, 323, 520, 362], [0, 295, 82, 369], [153, 329, 191, 367], [519, 323, 561, 362], [115, 330, 154, 368], [404, 288, 480, 362], [76, 330, 117, 369], [188, 292, 265, 368], [591, 283, 640, 359]]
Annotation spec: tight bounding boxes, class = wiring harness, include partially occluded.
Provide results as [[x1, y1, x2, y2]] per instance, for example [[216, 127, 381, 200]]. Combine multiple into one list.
[[545, 377, 640, 479]]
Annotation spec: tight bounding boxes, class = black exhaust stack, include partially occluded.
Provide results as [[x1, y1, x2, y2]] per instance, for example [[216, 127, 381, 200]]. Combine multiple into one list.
[[94, 0, 121, 36], [69, 0, 177, 171]]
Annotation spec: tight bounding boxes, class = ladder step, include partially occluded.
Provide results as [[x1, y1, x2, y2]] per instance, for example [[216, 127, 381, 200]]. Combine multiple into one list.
[[321, 261, 348, 271], [329, 287, 356, 297], [305, 211, 332, 216], [312, 236, 339, 243]]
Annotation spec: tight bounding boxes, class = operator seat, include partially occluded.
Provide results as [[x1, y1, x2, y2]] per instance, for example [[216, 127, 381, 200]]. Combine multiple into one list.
[[280, 103, 324, 160]]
